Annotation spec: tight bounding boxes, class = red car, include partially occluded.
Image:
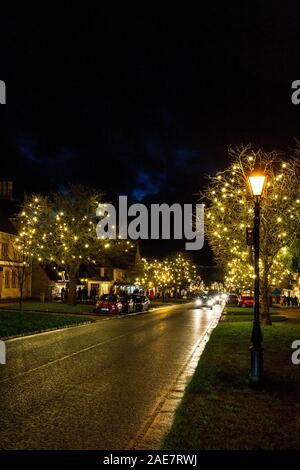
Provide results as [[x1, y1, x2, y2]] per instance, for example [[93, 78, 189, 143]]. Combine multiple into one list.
[[238, 296, 255, 308], [95, 294, 123, 314]]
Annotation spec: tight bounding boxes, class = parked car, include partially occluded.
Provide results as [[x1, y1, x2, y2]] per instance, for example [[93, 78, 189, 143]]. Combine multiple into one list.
[[194, 293, 215, 309], [119, 294, 135, 314], [132, 294, 150, 312], [94, 294, 123, 314], [238, 295, 255, 308], [226, 294, 239, 305]]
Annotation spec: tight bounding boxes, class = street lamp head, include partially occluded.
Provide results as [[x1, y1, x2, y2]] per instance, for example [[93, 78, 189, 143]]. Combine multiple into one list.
[[248, 173, 266, 197]]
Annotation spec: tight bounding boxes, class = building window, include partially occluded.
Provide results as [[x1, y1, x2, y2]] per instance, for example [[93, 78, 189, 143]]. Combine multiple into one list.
[[1, 243, 8, 259], [12, 270, 17, 288], [4, 270, 10, 288], [0, 181, 13, 199]]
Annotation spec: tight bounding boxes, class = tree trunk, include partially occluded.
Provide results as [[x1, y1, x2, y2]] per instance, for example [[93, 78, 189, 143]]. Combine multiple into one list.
[[19, 291, 24, 312], [68, 278, 77, 305], [19, 267, 25, 312], [261, 268, 272, 325], [67, 265, 78, 305]]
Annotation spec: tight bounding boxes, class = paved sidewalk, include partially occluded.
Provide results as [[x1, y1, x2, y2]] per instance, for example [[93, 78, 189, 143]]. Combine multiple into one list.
[[277, 307, 300, 322]]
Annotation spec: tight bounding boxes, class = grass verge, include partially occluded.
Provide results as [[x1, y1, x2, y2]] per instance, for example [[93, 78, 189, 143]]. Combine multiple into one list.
[[0, 310, 93, 339], [163, 309, 300, 450], [150, 298, 191, 308], [0, 298, 191, 314], [225, 306, 280, 315], [0, 301, 94, 314]]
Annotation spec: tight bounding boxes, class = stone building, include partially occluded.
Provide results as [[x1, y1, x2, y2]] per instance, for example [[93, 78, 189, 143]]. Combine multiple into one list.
[[0, 182, 31, 300]]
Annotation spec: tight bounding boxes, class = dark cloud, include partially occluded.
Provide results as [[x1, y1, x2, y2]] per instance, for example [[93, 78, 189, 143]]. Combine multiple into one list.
[[131, 170, 165, 202]]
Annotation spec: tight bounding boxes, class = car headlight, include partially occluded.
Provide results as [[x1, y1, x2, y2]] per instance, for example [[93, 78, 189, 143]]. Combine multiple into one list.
[[195, 299, 202, 306]]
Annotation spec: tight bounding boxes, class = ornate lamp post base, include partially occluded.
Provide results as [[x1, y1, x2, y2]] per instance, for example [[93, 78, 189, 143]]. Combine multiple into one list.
[[249, 345, 263, 382]]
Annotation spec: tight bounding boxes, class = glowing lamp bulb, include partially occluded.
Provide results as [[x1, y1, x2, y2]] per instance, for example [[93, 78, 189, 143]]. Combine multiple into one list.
[[248, 174, 266, 197]]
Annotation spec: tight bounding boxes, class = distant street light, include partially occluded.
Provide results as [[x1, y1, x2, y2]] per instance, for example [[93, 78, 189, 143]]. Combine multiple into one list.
[[248, 172, 266, 382]]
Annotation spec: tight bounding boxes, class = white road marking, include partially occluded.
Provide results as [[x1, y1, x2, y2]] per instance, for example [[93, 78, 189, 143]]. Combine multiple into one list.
[[0, 328, 143, 384]]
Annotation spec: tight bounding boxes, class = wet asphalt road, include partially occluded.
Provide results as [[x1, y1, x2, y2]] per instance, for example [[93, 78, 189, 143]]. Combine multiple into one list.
[[0, 303, 221, 450]]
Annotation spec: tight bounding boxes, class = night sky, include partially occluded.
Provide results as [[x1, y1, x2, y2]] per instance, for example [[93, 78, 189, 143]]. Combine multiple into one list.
[[1, 4, 300, 263]]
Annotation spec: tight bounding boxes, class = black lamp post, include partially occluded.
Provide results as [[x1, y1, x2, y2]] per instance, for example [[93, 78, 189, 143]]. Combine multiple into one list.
[[248, 173, 266, 383]]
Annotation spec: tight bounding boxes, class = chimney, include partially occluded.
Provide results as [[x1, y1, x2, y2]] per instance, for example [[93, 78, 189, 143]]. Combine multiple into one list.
[[0, 181, 13, 200]]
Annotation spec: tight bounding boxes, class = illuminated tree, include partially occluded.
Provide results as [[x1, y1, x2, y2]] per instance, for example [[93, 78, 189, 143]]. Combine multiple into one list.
[[168, 252, 197, 296], [135, 258, 173, 293], [202, 145, 300, 323], [12, 195, 50, 310], [136, 253, 198, 297], [17, 186, 133, 305], [287, 232, 300, 273], [225, 257, 255, 292], [268, 248, 293, 289], [190, 275, 205, 293]]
